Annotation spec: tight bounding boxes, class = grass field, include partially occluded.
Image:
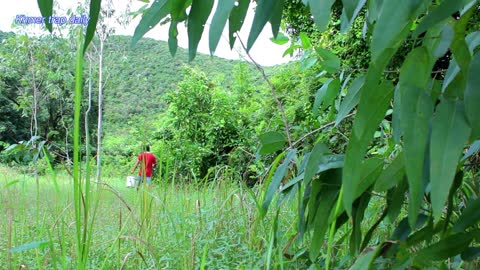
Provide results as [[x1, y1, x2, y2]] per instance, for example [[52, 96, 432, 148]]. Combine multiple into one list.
[[0, 165, 305, 269]]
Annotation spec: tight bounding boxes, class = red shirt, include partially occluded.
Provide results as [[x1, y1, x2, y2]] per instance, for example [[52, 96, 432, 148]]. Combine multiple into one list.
[[137, 152, 157, 177]]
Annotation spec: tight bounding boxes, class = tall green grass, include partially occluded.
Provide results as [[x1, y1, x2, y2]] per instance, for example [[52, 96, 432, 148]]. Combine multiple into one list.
[[0, 165, 304, 269]]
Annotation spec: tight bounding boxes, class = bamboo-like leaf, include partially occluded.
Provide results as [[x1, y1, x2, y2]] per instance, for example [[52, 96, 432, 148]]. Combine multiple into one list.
[[303, 142, 329, 185], [340, 0, 367, 32], [209, 0, 235, 54], [307, 0, 335, 32], [247, 0, 276, 50], [434, 24, 455, 59], [83, 0, 102, 54], [316, 47, 341, 73], [413, 0, 474, 37], [386, 178, 408, 222], [465, 52, 480, 139], [168, 21, 179, 56], [391, 214, 428, 241], [430, 101, 471, 222], [343, 79, 393, 216], [350, 192, 371, 255], [353, 158, 383, 199], [374, 152, 405, 192], [454, 197, 480, 233], [415, 232, 476, 262], [309, 168, 342, 261], [262, 149, 296, 214], [398, 47, 433, 227], [371, 0, 424, 62], [187, 0, 214, 61], [349, 249, 376, 270], [37, 0, 53, 32], [335, 75, 365, 126], [228, 0, 249, 49], [132, 0, 170, 47], [259, 131, 287, 155], [313, 78, 340, 117], [269, 0, 285, 38]]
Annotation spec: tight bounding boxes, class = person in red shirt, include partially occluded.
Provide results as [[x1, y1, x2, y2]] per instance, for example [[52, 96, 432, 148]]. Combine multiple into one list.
[[131, 145, 157, 187]]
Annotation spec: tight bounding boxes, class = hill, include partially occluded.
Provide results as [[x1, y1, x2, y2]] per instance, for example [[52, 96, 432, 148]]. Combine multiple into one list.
[[102, 35, 267, 129]]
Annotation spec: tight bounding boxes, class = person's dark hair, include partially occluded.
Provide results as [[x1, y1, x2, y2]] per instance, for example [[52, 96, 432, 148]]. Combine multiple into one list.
[[146, 145, 151, 152]]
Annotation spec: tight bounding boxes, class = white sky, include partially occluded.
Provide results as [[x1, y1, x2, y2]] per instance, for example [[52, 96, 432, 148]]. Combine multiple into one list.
[[0, 1, 292, 66]]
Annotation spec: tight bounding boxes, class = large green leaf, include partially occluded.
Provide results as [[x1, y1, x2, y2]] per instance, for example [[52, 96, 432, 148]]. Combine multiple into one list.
[[415, 232, 476, 262], [262, 149, 296, 214], [247, 0, 276, 50], [374, 152, 405, 192], [132, 0, 170, 47], [340, 0, 367, 32], [168, 21, 179, 56], [37, 0, 53, 32], [349, 249, 376, 270], [465, 52, 480, 139], [187, 0, 214, 61], [343, 80, 393, 216], [398, 47, 433, 227], [303, 142, 329, 185], [386, 178, 408, 223], [228, 0, 249, 49], [309, 168, 342, 261], [350, 192, 372, 255], [307, 0, 336, 32], [335, 75, 365, 126], [353, 158, 383, 199], [430, 101, 471, 222], [83, 0, 102, 54], [209, 0, 235, 54], [268, 0, 285, 38], [413, 0, 474, 37], [370, 0, 424, 62], [391, 214, 428, 241], [316, 47, 341, 73], [313, 78, 340, 117], [259, 131, 287, 155]]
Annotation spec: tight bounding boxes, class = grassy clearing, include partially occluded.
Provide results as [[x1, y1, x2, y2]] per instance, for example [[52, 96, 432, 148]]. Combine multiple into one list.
[[0, 165, 303, 269]]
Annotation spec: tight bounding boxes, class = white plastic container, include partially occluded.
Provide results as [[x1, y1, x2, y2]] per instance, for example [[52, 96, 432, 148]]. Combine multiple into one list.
[[126, 176, 136, 188]]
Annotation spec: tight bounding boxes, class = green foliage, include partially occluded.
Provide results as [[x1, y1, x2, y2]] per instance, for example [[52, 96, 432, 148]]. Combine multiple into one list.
[[156, 67, 246, 179], [0, 34, 76, 163]]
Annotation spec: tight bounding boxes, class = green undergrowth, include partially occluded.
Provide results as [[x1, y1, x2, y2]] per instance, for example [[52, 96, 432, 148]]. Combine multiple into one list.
[[0, 165, 305, 269], [0, 164, 399, 269]]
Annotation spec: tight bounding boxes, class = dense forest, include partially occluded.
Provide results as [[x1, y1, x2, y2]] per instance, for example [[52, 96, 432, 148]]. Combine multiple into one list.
[[2, 0, 480, 269]]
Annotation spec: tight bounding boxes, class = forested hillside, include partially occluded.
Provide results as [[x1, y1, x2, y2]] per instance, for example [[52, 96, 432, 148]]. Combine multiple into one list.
[[102, 35, 263, 126]]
